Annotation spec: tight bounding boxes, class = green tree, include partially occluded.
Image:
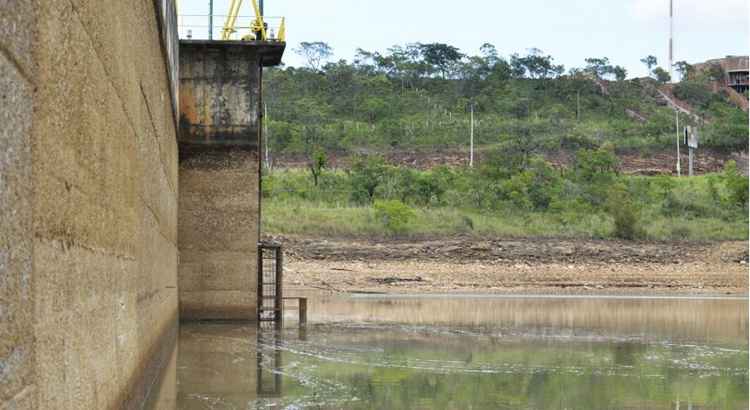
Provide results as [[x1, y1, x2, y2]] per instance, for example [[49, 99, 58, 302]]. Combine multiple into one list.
[[653, 67, 671, 84], [672, 81, 713, 109], [481, 131, 545, 178], [574, 145, 619, 206], [417, 42, 464, 78], [350, 155, 387, 203], [606, 183, 643, 240], [514, 49, 564, 79], [294, 41, 333, 71], [308, 148, 327, 186], [479, 43, 499, 65], [574, 145, 619, 183], [640, 55, 658, 76], [584, 57, 613, 79], [673, 60, 693, 80], [612, 66, 627, 81]]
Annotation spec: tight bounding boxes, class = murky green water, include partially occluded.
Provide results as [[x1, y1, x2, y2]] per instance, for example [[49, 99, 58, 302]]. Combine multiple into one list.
[[177, 295, 748, 409]]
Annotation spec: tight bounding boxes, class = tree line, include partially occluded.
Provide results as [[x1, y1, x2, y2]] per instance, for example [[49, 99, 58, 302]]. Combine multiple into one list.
[[262, 42, 747, 165]]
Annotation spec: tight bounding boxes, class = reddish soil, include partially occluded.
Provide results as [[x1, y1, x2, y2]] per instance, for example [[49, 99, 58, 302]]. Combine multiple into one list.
[[270, 148, 744, 176]]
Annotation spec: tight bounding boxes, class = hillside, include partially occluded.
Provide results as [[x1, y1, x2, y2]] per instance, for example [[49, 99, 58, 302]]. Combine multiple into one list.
[[263, 44, 748, 165], [260, 44, 748, 245]]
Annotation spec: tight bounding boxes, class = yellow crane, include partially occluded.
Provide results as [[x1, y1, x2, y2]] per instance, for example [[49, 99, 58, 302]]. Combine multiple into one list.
[[220, 0, 285, 42]]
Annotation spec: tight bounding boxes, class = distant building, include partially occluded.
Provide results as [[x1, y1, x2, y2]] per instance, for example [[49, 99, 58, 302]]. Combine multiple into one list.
[[692, 56, 749, 94]]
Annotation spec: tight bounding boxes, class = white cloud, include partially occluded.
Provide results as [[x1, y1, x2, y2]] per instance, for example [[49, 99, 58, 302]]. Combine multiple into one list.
[[630, 0, 749, 24]]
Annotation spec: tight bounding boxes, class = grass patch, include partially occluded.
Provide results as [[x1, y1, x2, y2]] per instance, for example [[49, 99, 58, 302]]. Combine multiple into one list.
[[262, 163, 747, 241]]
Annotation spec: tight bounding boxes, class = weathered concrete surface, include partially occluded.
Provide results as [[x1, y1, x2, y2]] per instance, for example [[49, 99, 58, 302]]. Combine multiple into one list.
[[0, 1, 36, 406], [177, 40, 283, 320], [178, 149, 260, 320], [178, 41, 283, 147], [143, 341, 178, 410], [179, 41, 262, 146], [1, 0, 180, 408]]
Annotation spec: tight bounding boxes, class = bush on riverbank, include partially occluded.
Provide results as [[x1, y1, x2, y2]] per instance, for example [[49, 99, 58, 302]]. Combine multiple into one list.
[[261, 152, 748, 241]]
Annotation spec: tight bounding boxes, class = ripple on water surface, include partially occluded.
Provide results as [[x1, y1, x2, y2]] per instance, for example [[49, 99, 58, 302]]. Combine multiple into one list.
[[176, 295, 749, 410]]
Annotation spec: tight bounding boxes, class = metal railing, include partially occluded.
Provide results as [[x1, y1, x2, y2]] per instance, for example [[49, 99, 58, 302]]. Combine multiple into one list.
[[257, 242, 307, 328], [258, 242, 283, 326], [178, 14, 285, 41]]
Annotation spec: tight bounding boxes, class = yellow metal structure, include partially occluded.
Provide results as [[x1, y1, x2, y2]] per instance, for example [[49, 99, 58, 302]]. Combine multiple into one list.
[[278, 17, 286, 42], [220, 0, 242, 40], [249, 0, 267, 41], [221, 0, 276, 41]]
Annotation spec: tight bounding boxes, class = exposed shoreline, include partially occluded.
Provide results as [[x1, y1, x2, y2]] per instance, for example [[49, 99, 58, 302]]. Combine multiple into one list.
[[274, 235, 749, 296]]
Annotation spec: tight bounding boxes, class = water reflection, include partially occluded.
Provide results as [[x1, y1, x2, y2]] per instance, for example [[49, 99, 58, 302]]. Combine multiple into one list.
[[176, 295, 748, 409], [304, 294, 748, 343], [256, 331, 283, 400]]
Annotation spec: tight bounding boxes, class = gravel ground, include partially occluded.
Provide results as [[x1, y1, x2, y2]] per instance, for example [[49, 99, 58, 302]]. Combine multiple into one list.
[[268, 235, 749, 296]]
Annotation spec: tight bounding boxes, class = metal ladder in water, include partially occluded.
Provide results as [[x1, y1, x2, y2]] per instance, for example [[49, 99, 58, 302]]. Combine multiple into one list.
[[258, 242, 283, 327]]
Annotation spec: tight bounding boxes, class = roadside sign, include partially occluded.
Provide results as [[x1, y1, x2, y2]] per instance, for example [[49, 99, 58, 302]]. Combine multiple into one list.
[[688, 128, 698, 149], [684, 126, 699, 149]]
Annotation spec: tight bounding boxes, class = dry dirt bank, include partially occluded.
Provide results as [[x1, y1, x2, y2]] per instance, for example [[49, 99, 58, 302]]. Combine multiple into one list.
[[271, 148, 747, 176], [269, 235, 749, 295]]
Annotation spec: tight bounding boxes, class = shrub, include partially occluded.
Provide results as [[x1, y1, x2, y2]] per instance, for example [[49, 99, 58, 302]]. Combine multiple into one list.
[[706, 175, 722, 204], [672, 81, 713, 109], [308, 147, 327, 186], [525, 157, 562, 210], [573, 145, 619, 183], [661, 191, 710, 218], [652, 175, 676, 200], [349, 155, 387, 204], [560, 134, 599, 150], [703, 105, 750, 151], [373, 200, 415, 233], [606, 184, 643, 240], [722, 160, 749, 207], [261, 173, 275, 198], [460, 215, 474, 231], [574, 145, 619, 206]]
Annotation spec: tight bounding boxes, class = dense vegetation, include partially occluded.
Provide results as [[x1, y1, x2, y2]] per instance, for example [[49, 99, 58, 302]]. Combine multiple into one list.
[[262, 148, 748, 240], [261, 43, 748, 241], [264, 43, 748, 158]]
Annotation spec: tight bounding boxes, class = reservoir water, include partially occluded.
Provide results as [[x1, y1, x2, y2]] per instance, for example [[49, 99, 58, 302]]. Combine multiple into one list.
[[176, 294, 748, 409]]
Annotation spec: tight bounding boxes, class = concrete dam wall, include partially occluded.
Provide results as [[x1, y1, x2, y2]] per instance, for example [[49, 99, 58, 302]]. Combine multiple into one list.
[[1, 0, 180, 407], [1, 1, 283, 406]]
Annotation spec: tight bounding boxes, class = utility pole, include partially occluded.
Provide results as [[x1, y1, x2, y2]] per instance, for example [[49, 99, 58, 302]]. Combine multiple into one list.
[[669, 0, 674, 80], [469, 103, 474, 168], [688, 127, 693, 176], [208, 0, 213, 40], [675, 111, 681, 176], [264, 102, 270, 170], [671, 0, 681, 177]]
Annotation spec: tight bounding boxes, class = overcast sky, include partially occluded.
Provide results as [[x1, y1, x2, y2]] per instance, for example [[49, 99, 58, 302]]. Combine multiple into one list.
[[178, 0, 749, 78]]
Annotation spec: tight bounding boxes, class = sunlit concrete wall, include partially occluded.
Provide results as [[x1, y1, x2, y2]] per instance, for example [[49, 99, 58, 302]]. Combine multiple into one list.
[[177, 42, 263, 320], [1, 0, 180, 408], [0, 1, 36, 407]]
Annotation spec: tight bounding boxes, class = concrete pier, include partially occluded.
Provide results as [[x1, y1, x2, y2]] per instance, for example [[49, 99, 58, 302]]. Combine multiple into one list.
[[177, 40, 285, 320]]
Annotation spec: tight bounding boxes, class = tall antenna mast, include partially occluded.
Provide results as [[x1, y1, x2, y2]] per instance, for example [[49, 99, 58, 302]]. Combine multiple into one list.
[[669, 0, 674, 80], [208, 0, 213, 39]]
